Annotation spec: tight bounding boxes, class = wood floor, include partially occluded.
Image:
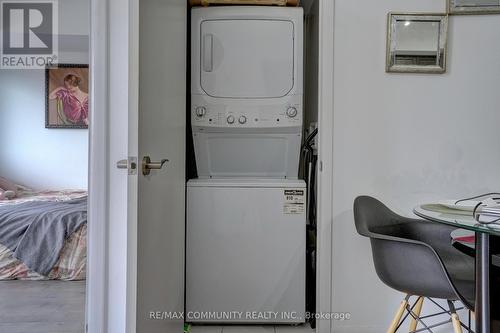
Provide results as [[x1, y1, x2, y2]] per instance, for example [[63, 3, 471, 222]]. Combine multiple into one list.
[[0, 280, 85, 333]]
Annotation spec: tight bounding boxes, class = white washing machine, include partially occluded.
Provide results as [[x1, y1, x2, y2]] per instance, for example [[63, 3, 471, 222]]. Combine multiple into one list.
[[186, 179, 306, 324], [191, 7, 304, 178]]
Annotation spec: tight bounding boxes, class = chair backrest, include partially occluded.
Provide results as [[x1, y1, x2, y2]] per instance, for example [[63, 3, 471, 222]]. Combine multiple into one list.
[[353, 195, 408, 238]]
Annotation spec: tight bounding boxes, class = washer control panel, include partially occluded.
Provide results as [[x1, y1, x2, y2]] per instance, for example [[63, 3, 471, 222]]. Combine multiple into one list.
[[191, 97, 303, 128]]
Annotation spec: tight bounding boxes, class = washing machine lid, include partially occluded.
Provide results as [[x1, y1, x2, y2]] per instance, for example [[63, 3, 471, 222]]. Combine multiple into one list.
[[187, 178, 306, 188], [200, 19, 295, 99]]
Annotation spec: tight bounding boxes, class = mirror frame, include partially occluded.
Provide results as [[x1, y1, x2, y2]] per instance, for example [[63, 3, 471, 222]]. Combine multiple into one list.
[[448, 0, 500, 14], [386, 13, 448, 74]]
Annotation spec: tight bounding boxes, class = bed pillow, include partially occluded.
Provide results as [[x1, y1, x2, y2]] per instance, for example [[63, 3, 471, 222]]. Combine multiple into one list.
[[0, 177, 17, 200], [0, 189, 15, 200]]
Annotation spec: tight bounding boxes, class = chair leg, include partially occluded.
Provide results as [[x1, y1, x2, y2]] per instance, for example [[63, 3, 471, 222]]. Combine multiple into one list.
[[408, 297, 424, 332], [448, 301, 463, 333], [387, 294, 410, 333], [451, 313, 463, 333]]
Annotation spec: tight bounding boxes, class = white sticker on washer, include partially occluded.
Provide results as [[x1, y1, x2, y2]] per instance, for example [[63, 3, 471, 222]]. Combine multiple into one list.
[[284, 189, 305, 214]]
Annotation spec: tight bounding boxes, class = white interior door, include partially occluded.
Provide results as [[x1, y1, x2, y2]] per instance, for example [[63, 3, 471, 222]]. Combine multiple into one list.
[[105, 0, 186, 332], [135, 0, 186, 332], [136, 0, 187, 333]]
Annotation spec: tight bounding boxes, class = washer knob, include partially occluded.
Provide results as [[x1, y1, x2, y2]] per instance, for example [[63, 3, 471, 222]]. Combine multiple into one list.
[[238, 115, 247, 124], [286, 107, 298, 118], [195, 106, 206, 117], [227, 115, 235, 124]]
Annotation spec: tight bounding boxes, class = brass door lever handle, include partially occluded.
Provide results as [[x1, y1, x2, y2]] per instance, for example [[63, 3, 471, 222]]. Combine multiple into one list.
[[142, 156, 168, 176]]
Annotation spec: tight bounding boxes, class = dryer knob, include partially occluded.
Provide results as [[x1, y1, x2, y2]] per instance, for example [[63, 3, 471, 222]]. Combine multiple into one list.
[[286, 107, 298, 118], [195, 106, 206, 117], [227, 115, 235, 124], [238, 116, 247, 124]]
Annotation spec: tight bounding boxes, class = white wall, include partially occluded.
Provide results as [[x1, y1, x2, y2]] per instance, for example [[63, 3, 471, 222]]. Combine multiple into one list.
[[331, 1, 500, 332], [0, 0, 89, 190]]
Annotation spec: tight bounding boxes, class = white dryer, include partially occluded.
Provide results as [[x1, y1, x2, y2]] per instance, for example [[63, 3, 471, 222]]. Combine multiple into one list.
[[191, 7, 304, 179]]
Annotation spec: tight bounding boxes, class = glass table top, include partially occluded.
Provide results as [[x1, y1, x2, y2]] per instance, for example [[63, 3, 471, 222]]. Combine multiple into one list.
[[414, 204, 500, 236]]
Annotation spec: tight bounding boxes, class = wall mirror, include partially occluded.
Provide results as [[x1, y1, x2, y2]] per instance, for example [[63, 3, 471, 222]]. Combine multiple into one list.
[[449, 0, 500, 14], [386, 13, 448, 74]]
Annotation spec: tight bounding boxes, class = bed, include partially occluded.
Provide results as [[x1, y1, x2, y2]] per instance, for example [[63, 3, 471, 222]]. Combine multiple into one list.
[[0, 186, 87, 280]]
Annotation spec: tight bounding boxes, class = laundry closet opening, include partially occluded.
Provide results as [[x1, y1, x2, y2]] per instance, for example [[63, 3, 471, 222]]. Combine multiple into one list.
[[184, 1, 320, 331]]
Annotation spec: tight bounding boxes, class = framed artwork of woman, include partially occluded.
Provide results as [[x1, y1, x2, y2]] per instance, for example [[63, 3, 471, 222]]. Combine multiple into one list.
[[46, 64, 89, 129]]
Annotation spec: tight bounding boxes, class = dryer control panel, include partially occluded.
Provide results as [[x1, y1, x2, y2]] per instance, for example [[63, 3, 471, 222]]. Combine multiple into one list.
[[191, 95, 303, 129]]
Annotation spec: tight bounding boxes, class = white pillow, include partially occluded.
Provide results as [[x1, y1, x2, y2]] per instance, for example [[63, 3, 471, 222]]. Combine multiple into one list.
[[0, 177, 18, 200]]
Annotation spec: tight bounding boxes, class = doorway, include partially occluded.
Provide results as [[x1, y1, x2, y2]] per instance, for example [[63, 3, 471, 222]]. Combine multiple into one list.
[[87, 0, 334, 332], [0, 0, 90, 331]]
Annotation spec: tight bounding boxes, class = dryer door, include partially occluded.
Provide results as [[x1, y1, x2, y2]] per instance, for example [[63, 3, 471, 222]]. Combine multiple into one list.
[[200, 19, 295, 99]]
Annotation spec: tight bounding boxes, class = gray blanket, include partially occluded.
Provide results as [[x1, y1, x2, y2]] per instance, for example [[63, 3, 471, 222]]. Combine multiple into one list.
[[0, 197, 87, 275]]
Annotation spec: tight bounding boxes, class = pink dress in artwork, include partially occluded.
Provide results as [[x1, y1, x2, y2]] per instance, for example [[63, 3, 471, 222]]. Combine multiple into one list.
[[55, 89, 89, 124]]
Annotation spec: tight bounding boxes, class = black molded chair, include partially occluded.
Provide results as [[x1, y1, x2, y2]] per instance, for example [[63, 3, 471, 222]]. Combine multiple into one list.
[[353, 196, 475, 333]]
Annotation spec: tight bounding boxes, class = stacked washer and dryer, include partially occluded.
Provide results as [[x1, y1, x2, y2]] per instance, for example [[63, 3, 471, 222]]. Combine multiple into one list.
[[186, 6, 306, 324]]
